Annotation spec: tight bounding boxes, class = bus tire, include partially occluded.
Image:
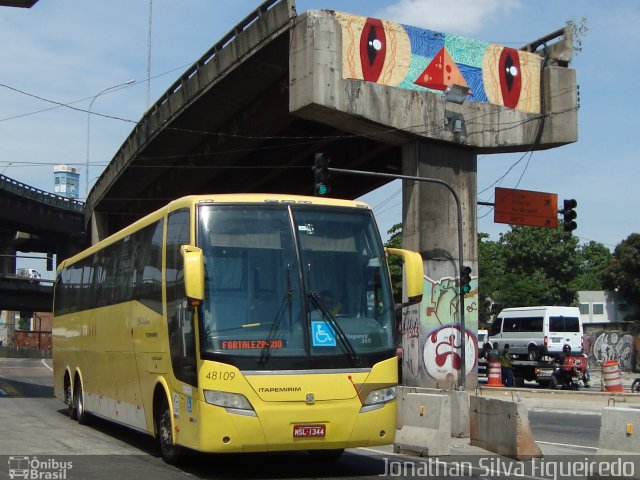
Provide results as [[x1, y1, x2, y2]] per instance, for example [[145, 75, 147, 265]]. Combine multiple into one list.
[[73, 378, 89, 425], [527, 346, 540, 362], [156, 396, 182, 465], [64, 373, 74, 419]]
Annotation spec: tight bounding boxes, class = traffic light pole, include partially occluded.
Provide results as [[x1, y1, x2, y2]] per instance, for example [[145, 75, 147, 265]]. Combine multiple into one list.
[[327, 167, 468, 390]]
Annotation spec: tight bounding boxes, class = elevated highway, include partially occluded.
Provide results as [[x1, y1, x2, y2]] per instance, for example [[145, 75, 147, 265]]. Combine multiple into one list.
[[0, 174, 84, 312], [86, 0, 577, 243]]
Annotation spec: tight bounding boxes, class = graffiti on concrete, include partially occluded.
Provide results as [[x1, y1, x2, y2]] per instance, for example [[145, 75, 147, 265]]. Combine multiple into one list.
[[588, 331, 634, 371], [400, 274, 478, 388], [423, 324, 476, 383]]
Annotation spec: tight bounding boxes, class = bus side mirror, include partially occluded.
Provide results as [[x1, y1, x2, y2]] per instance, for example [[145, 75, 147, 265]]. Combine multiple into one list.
[[181, 245, 204, 304], [385, 247, 424, 305]]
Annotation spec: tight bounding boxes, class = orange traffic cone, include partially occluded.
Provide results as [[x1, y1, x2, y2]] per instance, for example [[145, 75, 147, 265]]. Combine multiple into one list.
[[485, 358, 503, 387], [602, 359, 623, 392]]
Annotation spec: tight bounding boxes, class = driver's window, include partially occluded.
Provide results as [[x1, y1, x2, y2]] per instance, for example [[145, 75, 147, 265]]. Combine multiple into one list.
[[166, 209, 197, 386]]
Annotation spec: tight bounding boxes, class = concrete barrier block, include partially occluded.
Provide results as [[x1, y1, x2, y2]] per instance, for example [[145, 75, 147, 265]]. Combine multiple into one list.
[[598, 407, 640, 455], [397, 386, 469, 437], [394, 393, 451, 457], [470, 395, 542, 460]]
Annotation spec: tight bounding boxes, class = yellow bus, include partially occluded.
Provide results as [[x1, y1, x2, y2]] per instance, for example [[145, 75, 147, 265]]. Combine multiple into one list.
[[53, 194, 423, 463]]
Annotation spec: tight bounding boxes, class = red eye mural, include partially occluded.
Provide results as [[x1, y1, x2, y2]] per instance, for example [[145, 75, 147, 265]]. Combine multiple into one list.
[[499, 47, 521, 109], [360, 18, 386, 82]]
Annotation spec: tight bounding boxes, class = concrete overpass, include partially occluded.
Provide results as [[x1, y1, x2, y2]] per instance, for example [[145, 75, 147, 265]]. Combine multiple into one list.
[[87, 0, 576, 243], [0, 174, 85, 267], [0, 174, 84, 314]]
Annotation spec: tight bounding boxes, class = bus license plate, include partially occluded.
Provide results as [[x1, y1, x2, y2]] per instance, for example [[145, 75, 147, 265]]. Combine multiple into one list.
[[293, 424, 325, 438]]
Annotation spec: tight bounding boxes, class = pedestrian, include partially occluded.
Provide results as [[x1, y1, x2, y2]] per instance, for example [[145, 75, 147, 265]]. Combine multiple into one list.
[[500, 343, 514, 387]]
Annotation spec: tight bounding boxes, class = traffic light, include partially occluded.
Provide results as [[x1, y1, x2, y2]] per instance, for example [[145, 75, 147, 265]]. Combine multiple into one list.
[[561, 199, 577, 232], [313, 153, 331, 196], [46, 253, 54, 271], [460, 266, 472, 294]]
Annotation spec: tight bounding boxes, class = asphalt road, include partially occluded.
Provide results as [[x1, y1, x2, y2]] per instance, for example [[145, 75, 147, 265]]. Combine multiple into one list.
[[0, 357, 604, 480], [529, 409, 600, 449]]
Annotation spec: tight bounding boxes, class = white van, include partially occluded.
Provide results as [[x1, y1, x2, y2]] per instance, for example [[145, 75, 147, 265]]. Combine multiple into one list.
[[487, 306, 583, 361], [16, 268, 41, 281]]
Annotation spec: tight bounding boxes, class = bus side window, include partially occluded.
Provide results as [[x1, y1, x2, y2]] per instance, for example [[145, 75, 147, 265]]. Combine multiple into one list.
[[166, 209, 197, 386]]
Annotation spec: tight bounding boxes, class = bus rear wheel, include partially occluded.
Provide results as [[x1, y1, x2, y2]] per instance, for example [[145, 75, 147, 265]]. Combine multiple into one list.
[[72, 379, 89, 425], [156, 397, 182, 465]]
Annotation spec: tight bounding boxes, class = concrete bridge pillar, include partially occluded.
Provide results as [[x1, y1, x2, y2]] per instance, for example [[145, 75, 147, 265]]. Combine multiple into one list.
[[0, 233, 17, 276], [0, 233, 17, 346], [400, 140, 478, 390]]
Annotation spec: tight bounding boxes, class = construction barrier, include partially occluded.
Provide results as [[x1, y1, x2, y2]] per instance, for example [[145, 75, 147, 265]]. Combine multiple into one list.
[[394, 392, 451, 456], [397, 386, 469, 437], [597, 407, 640, 479], [602, 359, 623, 393], [470, 395, 542, 460], [485, 358, 503, 387]]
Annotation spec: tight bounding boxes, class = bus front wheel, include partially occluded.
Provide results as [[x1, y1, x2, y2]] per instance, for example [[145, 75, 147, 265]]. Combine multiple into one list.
[[156, 397, 182, 465]]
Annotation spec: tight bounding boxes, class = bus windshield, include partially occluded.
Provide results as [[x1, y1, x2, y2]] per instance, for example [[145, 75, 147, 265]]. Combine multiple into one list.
[[197, 203, 395, 368]]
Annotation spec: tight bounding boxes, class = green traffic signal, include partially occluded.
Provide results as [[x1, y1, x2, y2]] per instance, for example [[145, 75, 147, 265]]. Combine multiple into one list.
[[313, 153, 331, 196], [317, 183, 328, 196], [460, 266, 472, 294]]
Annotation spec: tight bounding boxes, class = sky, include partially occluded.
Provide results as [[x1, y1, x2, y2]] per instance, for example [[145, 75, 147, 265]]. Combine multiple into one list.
[[1, 0, 638, 277]]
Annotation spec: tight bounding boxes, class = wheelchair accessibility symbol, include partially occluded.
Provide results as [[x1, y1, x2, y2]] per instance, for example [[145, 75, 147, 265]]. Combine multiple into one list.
[[311, 321, 336, 347]]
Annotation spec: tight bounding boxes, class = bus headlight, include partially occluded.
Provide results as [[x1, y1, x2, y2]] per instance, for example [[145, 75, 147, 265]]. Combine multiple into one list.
[[204, 390, 256, 416], [360, 386, 396, 412]]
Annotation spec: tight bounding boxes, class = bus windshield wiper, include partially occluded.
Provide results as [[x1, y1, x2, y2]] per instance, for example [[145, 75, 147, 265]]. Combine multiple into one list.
[[308, 291, 360, 366], [259, 265, 293, 364]]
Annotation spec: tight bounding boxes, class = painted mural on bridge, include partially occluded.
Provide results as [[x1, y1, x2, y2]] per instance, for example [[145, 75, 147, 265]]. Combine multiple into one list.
[[399, 275, 479, 389], [335, 13, 543, 114]]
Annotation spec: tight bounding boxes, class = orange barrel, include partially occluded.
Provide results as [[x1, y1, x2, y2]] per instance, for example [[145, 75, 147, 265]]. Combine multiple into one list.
[[485, 358, 503, 387], [602, 359, 623, 392]]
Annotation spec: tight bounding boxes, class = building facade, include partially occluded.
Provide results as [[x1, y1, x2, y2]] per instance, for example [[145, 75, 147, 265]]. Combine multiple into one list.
[[53, 165, 80, 199], [578, 290, 639, 324]]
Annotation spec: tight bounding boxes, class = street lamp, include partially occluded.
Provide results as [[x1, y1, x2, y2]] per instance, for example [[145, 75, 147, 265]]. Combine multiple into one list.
[[85, 79, 135, 199]]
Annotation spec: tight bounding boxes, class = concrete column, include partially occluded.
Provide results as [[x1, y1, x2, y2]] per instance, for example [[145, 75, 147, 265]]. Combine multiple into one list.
[[399, 140, 479, 389], [90, 211, 109, 245], [0, 233, 17, 276], [0, 233, 17, 346]]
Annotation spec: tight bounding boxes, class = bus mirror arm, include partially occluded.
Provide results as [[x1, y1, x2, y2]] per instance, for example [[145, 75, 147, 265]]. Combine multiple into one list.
[[394, 298, 422, 311], [181, 245, 205, 303]]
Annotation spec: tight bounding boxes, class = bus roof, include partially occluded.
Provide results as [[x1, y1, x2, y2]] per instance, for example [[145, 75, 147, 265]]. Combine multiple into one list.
[[58, 194, 372, 272]]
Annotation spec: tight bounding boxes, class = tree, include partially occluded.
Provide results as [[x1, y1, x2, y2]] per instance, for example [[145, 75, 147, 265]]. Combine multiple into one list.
[[385, 223, 404, 304], [602, 233, 640, 306], [571, 241, 611, 291], [492, 225, 580, 308], [478, 233, 503, 326]]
